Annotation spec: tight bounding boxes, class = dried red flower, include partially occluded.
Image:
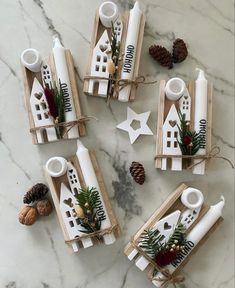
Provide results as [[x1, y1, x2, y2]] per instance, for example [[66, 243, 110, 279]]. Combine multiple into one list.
[[155, 250, 177, 267], [44, 87, 58, 119], [182, 135, 192, 146]]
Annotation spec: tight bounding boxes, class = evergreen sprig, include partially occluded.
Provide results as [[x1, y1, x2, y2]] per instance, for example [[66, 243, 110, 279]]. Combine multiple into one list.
[[177, 111, 201, 155], [74, 187, 103, 234], [139, 229, 165, 258], [139, 223, 187, 260]]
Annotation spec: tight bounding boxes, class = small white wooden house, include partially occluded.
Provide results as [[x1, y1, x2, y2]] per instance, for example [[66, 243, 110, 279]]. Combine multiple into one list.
[[30, 78, 57, 143], [113, 18, 123, 44], [162, 104, 182, 171], [179, 88, 191, 121], [67, 161, 81, 196], [60, 183, 93, 251], [88, 30, 111, 97]]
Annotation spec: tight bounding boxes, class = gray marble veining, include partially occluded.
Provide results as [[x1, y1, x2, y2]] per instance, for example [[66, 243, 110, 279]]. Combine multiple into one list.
[[0, 0, 234, 288]]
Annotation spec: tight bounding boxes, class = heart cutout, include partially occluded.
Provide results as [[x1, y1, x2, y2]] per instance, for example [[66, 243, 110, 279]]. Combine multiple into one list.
[[43, 65, 48, 69], [69, 169, 73, 174], [164, 222, 172, 230], [184, 95, 188, 99], [193, 210, 197, 215], [34, 92, 43, 100], [99, 44, 108, 52], [63, 198, 73, 207], [169, 120, 176, 127]]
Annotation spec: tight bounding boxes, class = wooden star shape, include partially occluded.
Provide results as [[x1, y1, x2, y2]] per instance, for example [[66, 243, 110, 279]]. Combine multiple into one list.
[[116, 107, 153, 144]]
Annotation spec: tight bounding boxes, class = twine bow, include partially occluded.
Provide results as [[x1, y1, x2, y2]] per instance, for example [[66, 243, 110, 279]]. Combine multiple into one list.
[[154, 146, 234, 169], [152, 269, 185, 288]]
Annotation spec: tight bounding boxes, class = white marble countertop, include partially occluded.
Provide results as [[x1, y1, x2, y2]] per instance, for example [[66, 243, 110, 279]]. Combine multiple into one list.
[[0, 0, 234, 287]]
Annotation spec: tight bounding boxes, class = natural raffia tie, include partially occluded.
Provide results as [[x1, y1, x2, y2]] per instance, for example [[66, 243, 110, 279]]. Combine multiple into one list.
[[154, 146, 234, 169], [65, 224, 118, 244], [129, 238, 185, 287], [30, 116, 98, 137]]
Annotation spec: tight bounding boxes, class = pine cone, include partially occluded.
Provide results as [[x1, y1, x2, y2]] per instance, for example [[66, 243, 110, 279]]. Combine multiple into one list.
[[172, 38, 188, 63], [129, 161, 145, 185], [23, 183, 49, 204], [149, 45, 173, 69]]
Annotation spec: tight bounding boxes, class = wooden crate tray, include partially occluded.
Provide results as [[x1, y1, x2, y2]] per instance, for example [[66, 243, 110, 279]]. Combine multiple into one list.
[[45, 150, 120, 251], [21, 49, 86, 144], [83, 10, 145, 101], [155, 80, 213, 172], [124, 183, 223, 287]]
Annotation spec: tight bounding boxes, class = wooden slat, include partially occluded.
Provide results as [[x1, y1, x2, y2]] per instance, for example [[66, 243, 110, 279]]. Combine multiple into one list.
[[155, 80, 166, 168]]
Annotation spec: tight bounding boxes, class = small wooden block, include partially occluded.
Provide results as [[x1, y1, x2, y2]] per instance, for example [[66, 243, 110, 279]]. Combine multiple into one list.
[[124, 183, 223, 287], [44, 151, 120, 251], [155, 80, 213, 172], [83, 10, 145, 102], [21, 49, 86, 144]]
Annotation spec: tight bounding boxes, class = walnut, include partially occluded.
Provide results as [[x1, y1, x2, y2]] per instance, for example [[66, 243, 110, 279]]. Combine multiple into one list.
[[19, 206, 38, 225], [36, 199, 53, 216]]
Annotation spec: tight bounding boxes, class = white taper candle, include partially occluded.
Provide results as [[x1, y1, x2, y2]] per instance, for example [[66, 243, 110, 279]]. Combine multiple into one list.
[[52, 36, 79, 139], [76, 140, 116, 245], [152, 196, 225, 287], [193, 68, 208, 175], [118, 1, 142, 102]]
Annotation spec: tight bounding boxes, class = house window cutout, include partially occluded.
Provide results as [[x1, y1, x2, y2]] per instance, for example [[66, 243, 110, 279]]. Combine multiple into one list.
[[44, 113, 49, 119], [167, 131, 171, 137], [167, 141, 171, 148], [174, 141, 178, 148], [41, 102, 47, 110], [37, 114, 42, 120], [75, 219, 80, 225], [73, 187, 78, 195], [103, 56, 107, 63], [35, 104, 40, 111], [97, 55, 101, 62], [95, 65, 99, 72], [102, 66, 106, 72], [174, 131, 178, 138], [66, 211, 71, 217], [69, 221, 74, 227]]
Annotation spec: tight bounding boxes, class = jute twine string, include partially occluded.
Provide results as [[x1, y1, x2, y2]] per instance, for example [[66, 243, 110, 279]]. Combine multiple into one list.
[[84, 75, 158, 102], [154, 146, 234, 169], [30, 116, 98, 137], [65, 224, 118, 244], [130, 238, 185, 287]]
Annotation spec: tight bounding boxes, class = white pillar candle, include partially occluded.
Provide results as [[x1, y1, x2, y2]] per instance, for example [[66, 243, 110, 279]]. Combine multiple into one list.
[[76, 140, 116, 245], [193, 68, 208, 175], [152, 196, 225, 287], [118, 1, 142, 102], [52, 36, 79, 139]]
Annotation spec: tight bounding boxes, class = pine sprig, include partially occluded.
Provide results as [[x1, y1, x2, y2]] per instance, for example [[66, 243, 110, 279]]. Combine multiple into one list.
[[139, 223, 187, 261], [74, 187, 104, 234], [139, 229, 165, 258], [177, 111, 201, 155], [166, 223, 187, 247]]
